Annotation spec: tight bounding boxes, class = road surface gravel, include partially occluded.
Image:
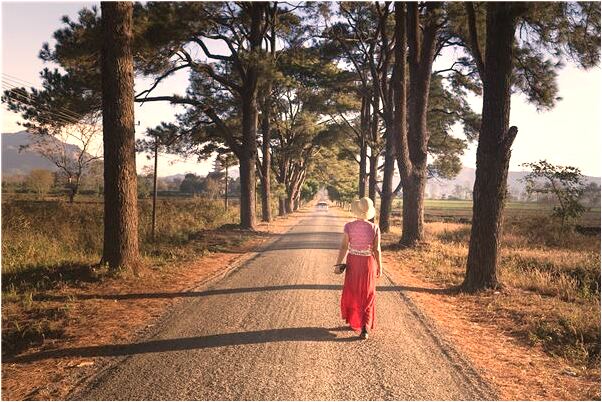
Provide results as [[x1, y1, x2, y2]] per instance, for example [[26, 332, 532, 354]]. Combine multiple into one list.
[[72, 209, 495, 400]]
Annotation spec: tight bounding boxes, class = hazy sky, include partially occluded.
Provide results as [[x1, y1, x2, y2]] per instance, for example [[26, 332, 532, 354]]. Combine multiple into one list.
[[2, 1, 601, 178]]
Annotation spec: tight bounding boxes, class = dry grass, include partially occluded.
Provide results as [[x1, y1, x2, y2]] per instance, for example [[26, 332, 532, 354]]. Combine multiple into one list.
[[1, 198, 241, 275], [384, 215, 600, 371], [1, 197, 243, 358]]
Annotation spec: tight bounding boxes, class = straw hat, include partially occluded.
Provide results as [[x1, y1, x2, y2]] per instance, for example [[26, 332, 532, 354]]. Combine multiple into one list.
[[351, 197, 375, 220]]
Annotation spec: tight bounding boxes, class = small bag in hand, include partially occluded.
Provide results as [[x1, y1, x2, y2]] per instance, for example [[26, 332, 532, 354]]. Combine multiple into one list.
[[333, 263, 346, 274]]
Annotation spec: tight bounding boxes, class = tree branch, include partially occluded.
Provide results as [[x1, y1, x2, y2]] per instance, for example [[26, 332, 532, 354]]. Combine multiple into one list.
[[465, 2, 486, 78], [135, 62, 192, 103]]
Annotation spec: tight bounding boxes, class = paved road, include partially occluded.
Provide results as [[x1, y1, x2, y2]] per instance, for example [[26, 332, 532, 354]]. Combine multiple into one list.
[[71, 208, 492, 400]]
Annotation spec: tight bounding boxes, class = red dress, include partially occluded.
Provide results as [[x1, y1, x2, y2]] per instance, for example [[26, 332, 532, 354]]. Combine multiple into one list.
[[340, 220, 379, 331]]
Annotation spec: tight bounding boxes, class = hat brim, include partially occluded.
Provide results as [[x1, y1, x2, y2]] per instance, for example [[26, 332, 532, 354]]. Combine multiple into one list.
[[351, 201, 375, 220]]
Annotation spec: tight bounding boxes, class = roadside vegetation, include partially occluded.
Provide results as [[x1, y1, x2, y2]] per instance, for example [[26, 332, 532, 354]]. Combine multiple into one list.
[[383, 210, 600, 371], [1, 196, 243, 357]]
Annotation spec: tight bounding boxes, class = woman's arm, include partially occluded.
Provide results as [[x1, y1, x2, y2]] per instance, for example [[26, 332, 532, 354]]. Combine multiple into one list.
[[336, 233, 349, 265], [373, 229, 382, 278]]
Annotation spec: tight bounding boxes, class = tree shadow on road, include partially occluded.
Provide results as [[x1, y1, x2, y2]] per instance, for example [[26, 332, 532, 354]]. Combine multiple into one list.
[[7, 327, 358, 363], [33, 284, 452, 302], [265, 231, 342, 251]]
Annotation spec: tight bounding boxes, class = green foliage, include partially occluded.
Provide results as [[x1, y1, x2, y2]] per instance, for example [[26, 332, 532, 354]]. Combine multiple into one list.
[[522, 160, 588, 228], [179, 173, 205, 195], [300, 179, 319, 201], [309, 145, 357, 204], [443, 2, 600, 111]]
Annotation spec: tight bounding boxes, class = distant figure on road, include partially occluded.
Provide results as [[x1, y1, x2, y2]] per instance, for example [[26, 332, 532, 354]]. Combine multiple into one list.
[[335, 197, 382, 339]]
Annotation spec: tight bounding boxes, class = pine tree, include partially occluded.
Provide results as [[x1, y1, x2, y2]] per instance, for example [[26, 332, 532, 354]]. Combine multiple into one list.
[[457, 2, 600, 291], [100, 1, 140, 271]]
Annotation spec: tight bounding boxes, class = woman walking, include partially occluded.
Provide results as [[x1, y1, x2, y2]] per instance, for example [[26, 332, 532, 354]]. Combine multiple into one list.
[[334, 197, 382, 339]]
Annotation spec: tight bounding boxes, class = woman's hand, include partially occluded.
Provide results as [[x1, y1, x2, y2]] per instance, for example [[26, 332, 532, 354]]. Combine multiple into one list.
[[377, 265, 383, 278]]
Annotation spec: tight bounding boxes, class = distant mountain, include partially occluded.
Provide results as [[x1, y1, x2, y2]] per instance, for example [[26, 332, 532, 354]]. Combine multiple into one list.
[[422, 167, 601, 200], [5, 131, 598, 196], [1, 132, 219, 181], [1, 131, 65, 176], [161, 173, 186, 182]]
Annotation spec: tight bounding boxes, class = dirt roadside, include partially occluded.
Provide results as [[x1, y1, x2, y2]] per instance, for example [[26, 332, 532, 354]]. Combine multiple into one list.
[[1, 212, 304, 401], [381, 235, 600, 401]]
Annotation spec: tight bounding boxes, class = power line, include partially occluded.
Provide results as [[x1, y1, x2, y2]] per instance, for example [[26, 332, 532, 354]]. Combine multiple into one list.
[[1, 79, 87, 122], [2, 85, 83, 127], [1, 77, 86, 121], [1, 73, 87, 121], [1, 81, 86, 125], [2, 85, 79, 126], [2, 72, 41, 89]]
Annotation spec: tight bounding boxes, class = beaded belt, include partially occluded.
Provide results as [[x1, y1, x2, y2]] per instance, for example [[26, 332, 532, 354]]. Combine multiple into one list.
[[348, 247, 373, 256]]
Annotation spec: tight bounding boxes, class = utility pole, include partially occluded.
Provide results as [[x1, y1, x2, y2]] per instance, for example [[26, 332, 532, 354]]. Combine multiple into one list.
[[225, 163, 229, 210], [151, 135, 158, 241]]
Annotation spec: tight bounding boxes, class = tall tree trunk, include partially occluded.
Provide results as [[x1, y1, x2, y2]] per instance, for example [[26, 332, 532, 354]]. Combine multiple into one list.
[[368, 151, 378, 203], [100, 1, 139, 270], [285, 193, 293, 214], [400, 2, 440, 246], [401, 173, 426, 244], [151, 137, 158, 240], [368, 98, 379, 204], [260, 98, 272, 222], [377, 8, 395, 233], [224, 164, 229, 209], [393, 2, 408, 235], [358, 95, 369, 198], [238, 3, 263, 230], [278, 198, 286, 216], [260, 4, 276, 223], [463, 3, 520, 291], [240, 94, 258, 229], [379, 119, 395, 232], [359, 138, 367, 198]]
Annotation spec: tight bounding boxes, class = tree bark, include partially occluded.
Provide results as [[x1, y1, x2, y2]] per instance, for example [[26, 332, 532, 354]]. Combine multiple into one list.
[[260, 96, 272, 222], [463, 3, 521, 291], [392, 2, 408, 235], [100, 1, 140, 270], [238, 3, 263, 230], [399, 2, 440, 246], [285, 193, 293, 214], [278, 198, 286, 216], [239, 93, 258, 229], [401, 173, 426, 245], [368, 151, 378, 204], [259, 3, 276, 223], [377, 7, 396, 233], [368, 97, 379, 204], [379, 118, 395, 232], [358, 94, 369, 198]]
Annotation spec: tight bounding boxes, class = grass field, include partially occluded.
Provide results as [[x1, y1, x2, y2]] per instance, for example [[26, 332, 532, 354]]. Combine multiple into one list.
[[383, 207, 600, 372], [389, 199, 601, 227]]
